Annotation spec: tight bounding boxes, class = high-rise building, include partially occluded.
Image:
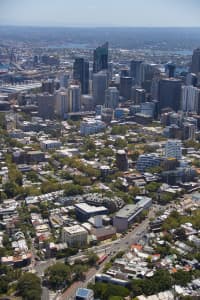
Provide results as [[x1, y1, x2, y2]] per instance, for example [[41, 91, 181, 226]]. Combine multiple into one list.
[[42, 79, 55, 94], [105, 87, 119, 109], [130, 60, 143, 85], [116, 150, 128, 171], [165, 140, 182, 160], [191, 48, 200, 75], [59, 72, 70, 88], [93, 71, 108, 105], [165, 62, 176, 78], [81, 95, 94, 111], [181, 85, 200, 113], [37, 93, 55, 119], [93, 42, 109, 73], [182, 122, 196, 140], [158, 78, 182, 113], [132, 88, 146, 104], [73, 58, 89, 94], [55, 88, 68, 119], [68, 85, 81, 112], [186, 73, 198, 86], [119, 76, 133, 100]]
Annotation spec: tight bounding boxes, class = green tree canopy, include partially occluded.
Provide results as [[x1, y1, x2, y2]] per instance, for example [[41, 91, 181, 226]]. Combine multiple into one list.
[[45, 262, 71, 290], [64, 183, 83, 196], [17, 273, 42, 300]]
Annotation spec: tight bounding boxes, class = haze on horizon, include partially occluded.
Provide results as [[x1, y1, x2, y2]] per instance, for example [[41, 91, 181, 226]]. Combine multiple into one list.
[[0, 0, 200, 28]]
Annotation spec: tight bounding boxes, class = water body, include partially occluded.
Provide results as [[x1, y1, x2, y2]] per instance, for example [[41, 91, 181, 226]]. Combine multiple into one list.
[[173, 50, 193, 55], [47, 43, 89, 49]]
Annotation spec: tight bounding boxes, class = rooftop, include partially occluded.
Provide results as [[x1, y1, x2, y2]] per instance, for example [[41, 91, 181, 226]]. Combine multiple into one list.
[[63, 225, 87, 235]]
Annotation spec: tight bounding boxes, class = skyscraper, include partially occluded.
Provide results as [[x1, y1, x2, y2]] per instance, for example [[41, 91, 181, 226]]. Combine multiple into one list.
[[181, 85, 200, 113], [93, 42, 108, 73], [119, 76, 133, 100], [55, 88, 68, 119], [165, 140, 182, 160], [166, 62, 176, 78], [158, 78, 182, 113], [130, 60, 143, 85], [68, 85, 81, 112], [37, 93, 55, 119], [93, 71, 108, 105], [105, 87, 119, 109], [191, 48, 200, 75], [73, 58, 89, 94]]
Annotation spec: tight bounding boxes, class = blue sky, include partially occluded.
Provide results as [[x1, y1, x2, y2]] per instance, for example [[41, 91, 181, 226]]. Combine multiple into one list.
[[0, 0, 200, 27]]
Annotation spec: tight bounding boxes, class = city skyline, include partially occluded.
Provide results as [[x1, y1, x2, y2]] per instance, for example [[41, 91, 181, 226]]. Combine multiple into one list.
[[0, 0, 200, 27]]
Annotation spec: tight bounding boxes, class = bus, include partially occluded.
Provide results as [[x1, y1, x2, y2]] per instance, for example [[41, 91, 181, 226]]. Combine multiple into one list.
[[96, 255, 108, 267]]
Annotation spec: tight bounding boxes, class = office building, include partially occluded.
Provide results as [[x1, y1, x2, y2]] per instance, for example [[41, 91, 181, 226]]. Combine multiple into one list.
[[136, 153, 162, 172], [191, 48, 200, 75], [116, 150, 128, 171], [158, 78, 182, 112], [113, 197, 152, 232], [140, 63, 156, 87], [80, 118, 106, 136], [165, 140, 182, 160], [68, 85, 81, 112], [120, 69, 129, 77], [73, 58, 89, 94], [55, 88, 68, 119], [93, 42, 108, 73], [81, 95, 94, 111], [75, 203, 108, 222], [37, 93, 55, 119], [186, 73, 197, 86], [141, 102, 155, 117], [132, 88, 146, 104], [59, 72, 70, 88], [40, 140, 61, 151], [181, 85, 200, 113], [41, 79, 55, 94], [62, 225, 88, 247], [105, 87, 119, 109], [75, 288, 94, 300], [119, 76, 133, 100], [93, 71, 108, 105], [130, 60, 143, 85], [165, 62, 176, 78], [182, 122, 196, 140]]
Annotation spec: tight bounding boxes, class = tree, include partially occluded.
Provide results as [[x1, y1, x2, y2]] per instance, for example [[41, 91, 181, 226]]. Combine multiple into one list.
[[173, 270, 192, 286], [3, 181, 19, 198], [63, 183, 83, 196], [99, 147, 114, 157], [83, 138, 96, 151], [89, 282, 129, 300], [146, 182, 161, 193], [26, 171, 39, 182], [114, 138, 127, 149], [45, 262, 71, 290], [0, 276, 9, 294], [72, 264, 87, 281], [73, 175, 92, 186], [87, 251, 98, 266], [111, 125, 127, 135], [17, 273, 42, 300], [8, 164, 23, 186]]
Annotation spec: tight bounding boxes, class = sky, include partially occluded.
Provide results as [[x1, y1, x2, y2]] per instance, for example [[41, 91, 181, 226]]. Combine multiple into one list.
[[0, 0, 200, 27]]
